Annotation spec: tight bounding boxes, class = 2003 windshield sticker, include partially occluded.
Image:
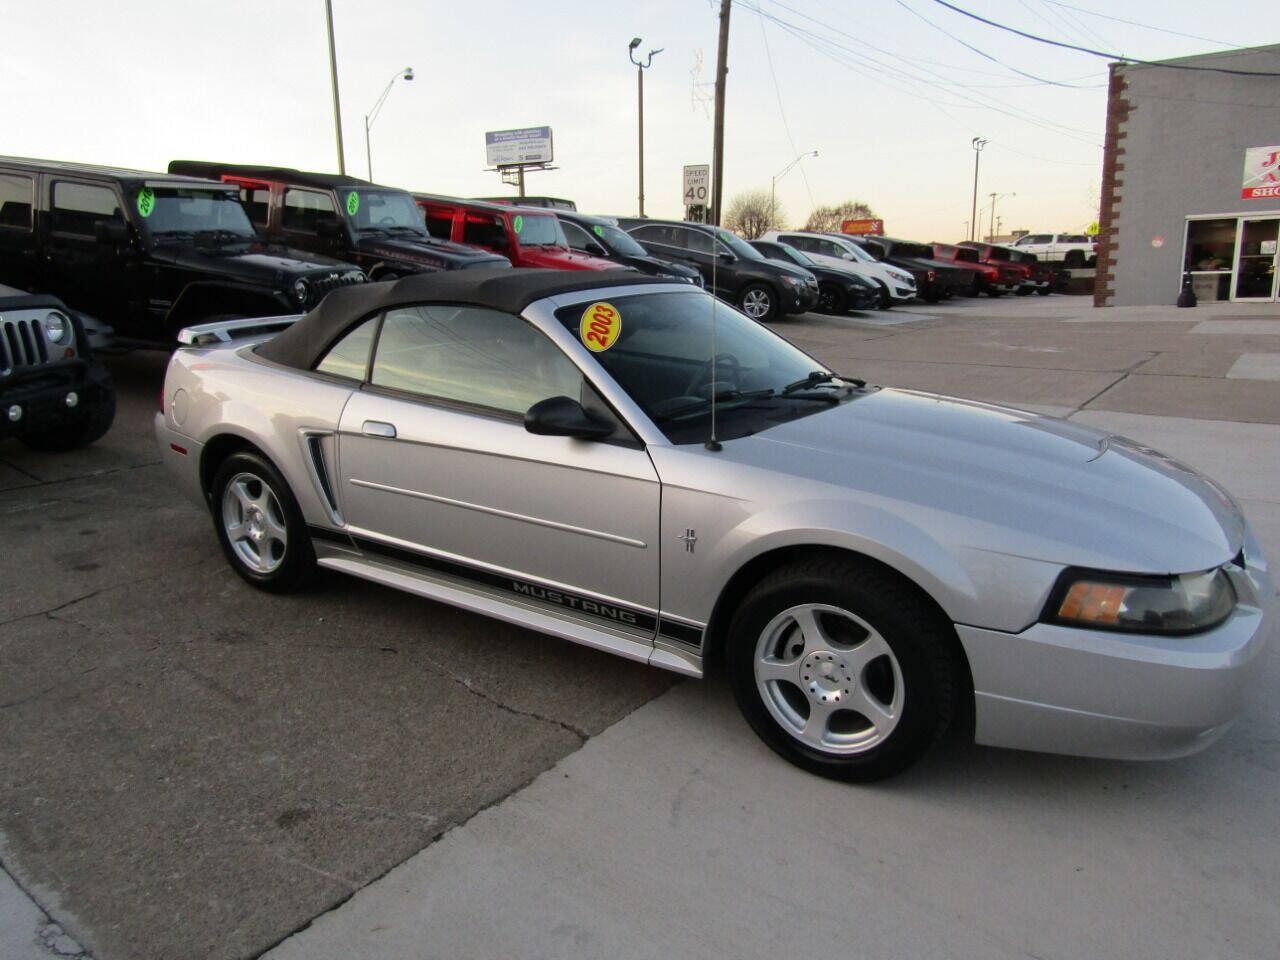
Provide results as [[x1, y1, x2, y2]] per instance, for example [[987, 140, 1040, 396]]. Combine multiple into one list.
[[136, 189, 156, 218], [346, 191, 360, 215], [580, 302, 621, 352]]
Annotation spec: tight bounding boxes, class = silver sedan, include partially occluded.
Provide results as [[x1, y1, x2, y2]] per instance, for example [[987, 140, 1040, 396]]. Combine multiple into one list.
[[155, 270, 1275, 781]]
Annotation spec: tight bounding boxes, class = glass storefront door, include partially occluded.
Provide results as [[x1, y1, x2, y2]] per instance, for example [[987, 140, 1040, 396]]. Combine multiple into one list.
[[1234, 218, 1280, 300]]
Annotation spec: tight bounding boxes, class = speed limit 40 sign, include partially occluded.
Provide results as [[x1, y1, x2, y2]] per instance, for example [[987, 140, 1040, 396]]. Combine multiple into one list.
[[683, 164, 709, 206]]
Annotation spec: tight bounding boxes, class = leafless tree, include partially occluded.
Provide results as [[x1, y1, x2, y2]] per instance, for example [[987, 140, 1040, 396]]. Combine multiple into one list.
[[804, 200, 878, 233], [723, 189, 786, 239]]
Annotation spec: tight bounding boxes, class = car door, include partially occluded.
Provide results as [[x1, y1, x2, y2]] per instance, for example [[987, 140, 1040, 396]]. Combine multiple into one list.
[[629, 225, 698, 279], [335, 302, 661, 638], [43, 179, 136, 328], [281, 187, 347, 259]]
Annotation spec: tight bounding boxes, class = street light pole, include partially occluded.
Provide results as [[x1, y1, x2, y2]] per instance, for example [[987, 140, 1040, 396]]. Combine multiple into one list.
[[969, 137, 987, 241], [628, 38, 662, 217], [770, 150, 817, 222], [325, 0, 346, 174], [364, 67, 414, 182], [988, 192, 1015, 242]]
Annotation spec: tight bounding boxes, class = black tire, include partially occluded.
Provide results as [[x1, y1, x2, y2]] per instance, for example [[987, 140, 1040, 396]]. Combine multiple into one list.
[[986, 288, 1003, 298], [738, 282, 779, 322], [727, 558, 960, 782], [1015, 287, 1033, 296], [20, 372, 116, 452], [1064, 250, 1085, 268], [1036, 287, 1052, 296], [210, 451, 315, 593], [923, 292, 941, 304], [817, 282, 846, 315], [965, 277, 982, 298], [875, 282, 892, 310]]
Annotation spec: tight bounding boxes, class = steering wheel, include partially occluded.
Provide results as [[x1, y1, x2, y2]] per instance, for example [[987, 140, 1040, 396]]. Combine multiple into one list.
[[377, 216, 398, 226], [684, 352, 742, 398]]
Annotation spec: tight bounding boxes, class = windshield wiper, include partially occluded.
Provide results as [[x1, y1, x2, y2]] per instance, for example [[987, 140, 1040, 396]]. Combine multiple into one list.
[[781, 370, 865, 395], [196, 229, 253, 244]]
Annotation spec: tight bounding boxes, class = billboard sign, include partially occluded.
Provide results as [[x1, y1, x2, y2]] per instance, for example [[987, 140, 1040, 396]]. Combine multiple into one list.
[[1242, 145, 1280, 199], [841, 218, 884, 235], [683, 164, 710, 206], [485, 127, 554, 167]]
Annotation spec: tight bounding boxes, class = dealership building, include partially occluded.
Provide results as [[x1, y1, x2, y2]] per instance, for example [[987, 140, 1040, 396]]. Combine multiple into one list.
[[1096, 44, 1280, 306]]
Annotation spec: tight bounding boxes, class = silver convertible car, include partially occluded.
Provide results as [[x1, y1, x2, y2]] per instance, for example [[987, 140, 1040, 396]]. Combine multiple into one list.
[[156, 270, 1275, 781]]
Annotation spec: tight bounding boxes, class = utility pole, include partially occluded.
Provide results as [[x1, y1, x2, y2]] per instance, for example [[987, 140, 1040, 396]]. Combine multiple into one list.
[[989, 192, 997, 242], [969, 137, 987, 241], [325, 0, 346, 174], [711, 0, 731, 225]]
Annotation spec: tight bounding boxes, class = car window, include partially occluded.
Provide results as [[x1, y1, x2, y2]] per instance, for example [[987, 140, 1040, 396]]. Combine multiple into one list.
[[239, 187, 271, 227], [314, 316, 378, 380], [422, 205, 455, 239], [348, 190, 428, 235], [0, 173, 34, 231], [630, 224, 683, 248], [685, 229, 714, 254], [370, 304, 581, 416], [51, 182, 123, 236], [1061, 234, 1090, 243], [778, 234, 806, 251], [462, 213, 508, 249], [512, 213, 565, 247], [561, 220, 594, 251], [282, 188, 340, 233]]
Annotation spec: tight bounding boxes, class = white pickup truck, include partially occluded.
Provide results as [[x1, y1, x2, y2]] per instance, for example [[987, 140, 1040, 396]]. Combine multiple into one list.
[[1009, 233, 1097, 267]]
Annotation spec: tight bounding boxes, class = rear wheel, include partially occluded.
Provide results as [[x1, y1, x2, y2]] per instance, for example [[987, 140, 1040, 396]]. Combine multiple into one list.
[[966, 277, 982, 298], [817, 282, 846, 315], [211, 451, 315, 592], [738, 283, 779, 322], [875, 282, 892, 310], [727, 558, 960, 782], [1064, 250, 1085, 268]]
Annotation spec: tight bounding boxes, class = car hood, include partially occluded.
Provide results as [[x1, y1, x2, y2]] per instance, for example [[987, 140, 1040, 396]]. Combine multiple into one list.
[[728, 388, 1243, 574], [517, 246, 618, 270], [355, 235, 510, 269], [148, 240, 355, 278], [615, 254, 701, 280]]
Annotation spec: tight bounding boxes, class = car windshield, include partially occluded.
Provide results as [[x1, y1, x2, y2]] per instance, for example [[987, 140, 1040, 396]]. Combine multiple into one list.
[[141, 188, 256, 240], [556, 291, 857, 444], [840, 240, 878, 262], [716, 229, 763, 260], [588, 222, 647, 256], [514, 213, 567, 247], [776, 243, 815, 267], [346, 190, 429, 235]]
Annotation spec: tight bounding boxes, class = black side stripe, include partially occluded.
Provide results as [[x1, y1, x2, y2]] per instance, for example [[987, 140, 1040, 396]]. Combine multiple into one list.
[[308, 525, 705, 650]]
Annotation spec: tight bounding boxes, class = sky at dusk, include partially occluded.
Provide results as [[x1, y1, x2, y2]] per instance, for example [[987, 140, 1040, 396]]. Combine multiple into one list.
[[3, 0, 1268, 241]]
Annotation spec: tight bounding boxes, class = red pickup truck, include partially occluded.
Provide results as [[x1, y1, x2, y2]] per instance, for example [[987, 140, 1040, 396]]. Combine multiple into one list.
[[957, 241, 1055, 296], [930, 243, 1022, 297], [414, 196, 616, 270]]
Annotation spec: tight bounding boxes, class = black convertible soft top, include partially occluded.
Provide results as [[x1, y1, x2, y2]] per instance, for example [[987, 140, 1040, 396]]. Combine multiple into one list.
[[256, 268, 673, 370]]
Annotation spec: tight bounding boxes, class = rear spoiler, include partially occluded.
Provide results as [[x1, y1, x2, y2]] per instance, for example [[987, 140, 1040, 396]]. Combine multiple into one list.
[[176, 314, 301, 347]]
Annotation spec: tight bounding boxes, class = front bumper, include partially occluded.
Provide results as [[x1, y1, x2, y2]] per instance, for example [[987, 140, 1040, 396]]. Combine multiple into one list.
[[958, 553, 1276, 760], [1, 359, 106, 440], [783, 283, 820, 315]]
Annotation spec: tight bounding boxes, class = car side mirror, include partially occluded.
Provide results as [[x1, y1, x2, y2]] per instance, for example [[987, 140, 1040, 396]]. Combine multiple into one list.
[[524, 396, 614, 439], [842, 252, 854, 260], [718, 252, 736, 263], [317, 219, 343, 238], [95, 220, 129, 243]]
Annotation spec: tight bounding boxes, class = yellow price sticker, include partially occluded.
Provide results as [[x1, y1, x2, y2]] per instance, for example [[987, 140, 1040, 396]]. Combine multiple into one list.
[[580, 301, 621, 352]]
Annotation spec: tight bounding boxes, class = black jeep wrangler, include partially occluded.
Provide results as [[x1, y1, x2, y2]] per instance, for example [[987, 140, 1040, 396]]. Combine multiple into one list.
[[0, 158, 367, 346], [1, 284, 115, 450], [167, 162, 511, 280]]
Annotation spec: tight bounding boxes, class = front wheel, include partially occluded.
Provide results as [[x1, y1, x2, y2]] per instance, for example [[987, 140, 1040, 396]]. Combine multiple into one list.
[[817, 282, 846, 315], [738, 283, 779, 322], [727, 559, 960, 782], [211, 451, 315, 592]]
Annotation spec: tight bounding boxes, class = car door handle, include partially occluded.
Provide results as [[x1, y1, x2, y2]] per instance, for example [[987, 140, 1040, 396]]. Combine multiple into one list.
[[362, 420, 397, 439]]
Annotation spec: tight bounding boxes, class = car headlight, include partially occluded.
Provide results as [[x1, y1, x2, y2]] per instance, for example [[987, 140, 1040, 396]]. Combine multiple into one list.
[[1044, 567, 1236, 635], [780, 275, 802, 287], [292, 278, 311, 304], [889, 270, 913, 285], [44, 311, 71, 345]]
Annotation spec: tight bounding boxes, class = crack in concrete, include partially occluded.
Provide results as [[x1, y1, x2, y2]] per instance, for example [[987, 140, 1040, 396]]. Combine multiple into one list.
[[0, 458, 163, 492], [0, 458, 42, 482]]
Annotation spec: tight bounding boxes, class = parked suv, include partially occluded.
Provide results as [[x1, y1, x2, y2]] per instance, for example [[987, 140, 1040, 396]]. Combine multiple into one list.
[[929, 243, 1022, 297], [760, 230, 916, 308], [847, 236, 970, 303], [958, 242, 1054, 296], [1009, 233, 1096, 268], [556, 212, 701, 284], [415, 196, 616, 271], [0, 158, 365, 345], [749, 239, 879, 313], [167, 162, 511, 279], [1, 284, 115, 450], [618, 220, 818, 321]]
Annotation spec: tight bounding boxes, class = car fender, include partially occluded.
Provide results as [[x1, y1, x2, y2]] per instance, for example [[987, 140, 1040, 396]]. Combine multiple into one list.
[[167, 281, 292, 328]]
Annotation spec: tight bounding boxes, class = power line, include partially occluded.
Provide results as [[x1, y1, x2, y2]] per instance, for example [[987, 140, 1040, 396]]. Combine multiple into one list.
[[1040, 0, 1245, 48], [930, 0, 1280, 77], [756, 8, 816, 210]]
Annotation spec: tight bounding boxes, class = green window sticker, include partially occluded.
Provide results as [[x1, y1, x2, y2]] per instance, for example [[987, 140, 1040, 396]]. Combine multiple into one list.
[[718, 231, 732, 243], [513, 214, 524, 234], [136, 188, 156, 218], [346, 191, 360, 215], [592, 224, 604, 237]]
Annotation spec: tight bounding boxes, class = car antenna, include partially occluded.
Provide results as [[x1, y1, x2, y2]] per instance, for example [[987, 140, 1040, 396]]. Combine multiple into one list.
[[706, 225, 722, 452]]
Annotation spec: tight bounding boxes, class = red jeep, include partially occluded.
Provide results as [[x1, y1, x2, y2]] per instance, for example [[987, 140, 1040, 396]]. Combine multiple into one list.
[[414, 196, 616, 270], [930, 243, 1022, 297]]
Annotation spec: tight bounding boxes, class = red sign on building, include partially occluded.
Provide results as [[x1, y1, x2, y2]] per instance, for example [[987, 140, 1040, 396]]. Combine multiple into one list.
[[840, 218, 884, 235], [1242, 146, 1280, 199]]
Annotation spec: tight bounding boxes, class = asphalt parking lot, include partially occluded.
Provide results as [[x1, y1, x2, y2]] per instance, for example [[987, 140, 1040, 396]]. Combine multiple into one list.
[[3, 293, 1278, 959]]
